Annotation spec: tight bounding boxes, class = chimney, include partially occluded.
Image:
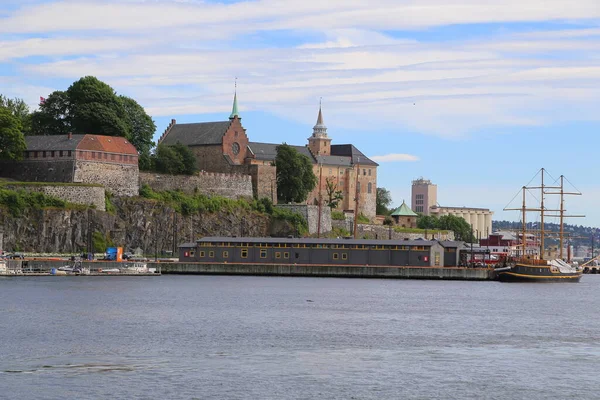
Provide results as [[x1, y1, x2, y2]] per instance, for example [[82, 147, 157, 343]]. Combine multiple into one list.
[[68, 132, 72, 140], [171, 119, 176, 125]]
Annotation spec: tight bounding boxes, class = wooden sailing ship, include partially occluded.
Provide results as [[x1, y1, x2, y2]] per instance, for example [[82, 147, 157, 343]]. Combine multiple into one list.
[[496, 169, 583, 282]]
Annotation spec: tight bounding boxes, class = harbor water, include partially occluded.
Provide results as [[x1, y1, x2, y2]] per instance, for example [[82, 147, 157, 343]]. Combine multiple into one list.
[[1, 275, 600, 399]]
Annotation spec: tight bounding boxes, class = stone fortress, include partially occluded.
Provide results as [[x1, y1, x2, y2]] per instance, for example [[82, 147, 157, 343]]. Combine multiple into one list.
[[0, 93, 378, 220]]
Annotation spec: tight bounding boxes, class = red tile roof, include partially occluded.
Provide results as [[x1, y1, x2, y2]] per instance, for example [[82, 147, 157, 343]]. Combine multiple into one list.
[[77, 135, 138, 155]]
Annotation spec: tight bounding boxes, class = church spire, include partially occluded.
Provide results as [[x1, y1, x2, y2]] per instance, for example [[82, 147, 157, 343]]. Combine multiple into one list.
[[312, 98, 327, 138], [229, 78, 240, 119]]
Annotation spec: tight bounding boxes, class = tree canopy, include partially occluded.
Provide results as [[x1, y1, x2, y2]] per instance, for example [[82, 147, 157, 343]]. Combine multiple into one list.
[[416, 214, 475, 242], [325, 176, 343, 208], [275, 143, 317, 203], [0, 107, 26, 161], [0, 95, 31, 134], [376, 187, 393, 215], [30, 76, 155, 156], [150, 143, 198, 175]]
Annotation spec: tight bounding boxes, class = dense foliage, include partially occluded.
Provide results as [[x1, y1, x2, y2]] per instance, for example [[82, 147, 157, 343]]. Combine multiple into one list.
[[275, 143, 317, 203], [139, 185, 308, 235], [417, 214, 475, 242], [30, 77, 156, 158], [147, 143, 198, 175], [0, 95, 31, 134], [0, 107, 26, 160], [376, 187, 392, 215], [0, 187, 76, 216]]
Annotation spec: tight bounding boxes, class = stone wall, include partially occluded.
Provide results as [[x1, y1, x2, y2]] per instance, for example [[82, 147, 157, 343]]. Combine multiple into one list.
[[276, 204, 332, 235], [74, 161, 139, 197], [3, 184, 106, 211], [249, 164, 276, 202], [139, 171, 253, 199], [0, 159, 75, 183], [332, 219, 455, 241]]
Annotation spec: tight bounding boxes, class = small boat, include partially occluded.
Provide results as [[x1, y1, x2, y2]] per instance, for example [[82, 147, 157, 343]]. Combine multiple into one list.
[[497, 169, 583, 283], [0, 259, 7, 275], [121, 263, 149, 274]]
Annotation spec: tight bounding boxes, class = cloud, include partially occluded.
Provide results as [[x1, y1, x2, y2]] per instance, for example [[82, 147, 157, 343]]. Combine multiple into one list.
[[371, 153, 420, 162], [1, 0, 599, 140]]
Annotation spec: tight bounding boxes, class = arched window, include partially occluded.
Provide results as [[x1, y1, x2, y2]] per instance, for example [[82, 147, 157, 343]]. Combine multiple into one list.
[[367, 182, 372, 194]]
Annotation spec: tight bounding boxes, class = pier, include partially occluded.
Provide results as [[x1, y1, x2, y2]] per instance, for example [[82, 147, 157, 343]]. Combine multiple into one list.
[[1, 259, 496, 280]]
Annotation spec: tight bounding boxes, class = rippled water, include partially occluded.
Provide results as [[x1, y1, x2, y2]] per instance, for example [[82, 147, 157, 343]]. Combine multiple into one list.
[[1, 275, 600, 399]]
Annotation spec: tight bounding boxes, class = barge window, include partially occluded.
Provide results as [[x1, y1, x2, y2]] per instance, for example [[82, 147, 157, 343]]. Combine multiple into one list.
[[413, 246, 426, 251], [275, 252, 281, 259], [241, 249, 248, 258], [284, 252, 289, 259], [260, 249, 267, 258], [209, 251, 214, 258], [401, 246, 409, 250], [190, 250, 195, 257], [333, 253, 339, 260], [342, 253, 348, 260], [199, 251, 205, 258], [223, 251, 229, 258], [434, 252, 440, 266]]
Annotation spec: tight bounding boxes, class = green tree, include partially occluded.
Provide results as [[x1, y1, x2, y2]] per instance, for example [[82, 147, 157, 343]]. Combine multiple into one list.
[[417, 215, 440, 229], [0, 95, 31, 134], [325, 176, 343, 208], [151, 143, 197, 175], [67, 76, 129, 137], [376, 187, 393, 215], [30, 91, 71, 135], [170, 142, 197, 175], [438, 214, 475, 242], [275, 143, 317, 203], [30, 77, 156, 156], [0, 107, 26, 160], [120, 95, 156, 157]]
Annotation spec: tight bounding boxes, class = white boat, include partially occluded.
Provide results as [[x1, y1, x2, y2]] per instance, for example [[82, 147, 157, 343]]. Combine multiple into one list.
[[121, 263, 149, 274], [0, 259, 7, 275]]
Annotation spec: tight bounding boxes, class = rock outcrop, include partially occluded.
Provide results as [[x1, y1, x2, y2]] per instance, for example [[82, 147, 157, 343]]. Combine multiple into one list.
[[0, 197, 296, 254]]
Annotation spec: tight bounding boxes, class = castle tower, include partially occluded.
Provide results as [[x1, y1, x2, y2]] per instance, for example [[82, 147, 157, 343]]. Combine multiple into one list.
[[307, 102, 332, 156]]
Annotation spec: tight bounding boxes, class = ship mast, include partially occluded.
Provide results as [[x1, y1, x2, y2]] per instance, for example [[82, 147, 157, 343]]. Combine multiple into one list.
[[540, 168, 545, 260], [560, 175, 565, 260], [522, 186, 526, 259]]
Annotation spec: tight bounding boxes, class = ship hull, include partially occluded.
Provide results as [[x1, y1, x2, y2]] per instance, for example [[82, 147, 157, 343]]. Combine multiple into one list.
[[497, 263, 582, 282]]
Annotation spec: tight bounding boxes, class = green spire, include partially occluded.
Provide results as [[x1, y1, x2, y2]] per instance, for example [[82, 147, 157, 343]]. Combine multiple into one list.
[[391, 200, 418, 217], [229, 92, 239, 119], [230, 78, 240, 119]]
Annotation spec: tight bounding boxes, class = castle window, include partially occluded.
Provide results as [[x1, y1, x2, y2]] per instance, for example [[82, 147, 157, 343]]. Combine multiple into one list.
[[67, 151, 71, 157], [59, 150, 63, 157], [51, 151, 55, 157], [111, 154, 116, 161], [92, 152, 96, 159], [357, 182, 361, 192], [368, 169, 372, 176], [368, 182, 372, 194], [363, 169, 366, 175], [42, 151, 46, 157]]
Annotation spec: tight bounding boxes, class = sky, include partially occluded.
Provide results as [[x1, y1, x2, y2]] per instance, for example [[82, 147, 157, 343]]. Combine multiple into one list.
[[1, 0, 599, 226]]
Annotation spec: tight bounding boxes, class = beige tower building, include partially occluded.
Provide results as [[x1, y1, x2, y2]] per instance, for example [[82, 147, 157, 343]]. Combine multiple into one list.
[[411, 178, 438, 215]]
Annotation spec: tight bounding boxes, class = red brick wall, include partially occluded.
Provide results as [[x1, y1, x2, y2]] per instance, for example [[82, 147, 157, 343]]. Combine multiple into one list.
[[222, 117, 249, 165]]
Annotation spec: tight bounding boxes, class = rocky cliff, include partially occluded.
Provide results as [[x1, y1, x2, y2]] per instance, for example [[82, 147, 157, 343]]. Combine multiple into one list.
[[0, 197, 296, 254]]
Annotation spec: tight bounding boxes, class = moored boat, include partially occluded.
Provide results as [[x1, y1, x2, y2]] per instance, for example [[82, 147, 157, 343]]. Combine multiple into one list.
[[497, 169, 583, 283]]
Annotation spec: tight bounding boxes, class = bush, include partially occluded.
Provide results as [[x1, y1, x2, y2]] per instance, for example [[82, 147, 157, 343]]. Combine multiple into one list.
[[383, 216, 394, 226], [0, 188, 69, 216], [357, 213, 370, 224], [331, 210, 345, 220]]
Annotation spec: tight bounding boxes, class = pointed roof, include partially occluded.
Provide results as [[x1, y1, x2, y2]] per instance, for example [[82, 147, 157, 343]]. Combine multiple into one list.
[[230, 92, 240, 119], [311, 103, 327, 138], [391, 201, 418, 217]]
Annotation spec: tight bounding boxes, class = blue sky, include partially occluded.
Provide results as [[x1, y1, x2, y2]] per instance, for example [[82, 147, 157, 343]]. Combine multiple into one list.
[[1, 0, 599, 226]]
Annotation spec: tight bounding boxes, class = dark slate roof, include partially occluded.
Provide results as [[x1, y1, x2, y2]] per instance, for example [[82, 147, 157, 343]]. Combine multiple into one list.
[[314, 154, 352, 167], [248, 142, 315, 162], [161, 121, 231, 146], [331, 144, 378, 166], [25, 135, 85, 151], [193, 236, 455, 247]]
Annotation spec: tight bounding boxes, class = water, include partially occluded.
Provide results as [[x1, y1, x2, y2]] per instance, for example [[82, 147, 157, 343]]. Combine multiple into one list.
[[1, 275, 600, 400]]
